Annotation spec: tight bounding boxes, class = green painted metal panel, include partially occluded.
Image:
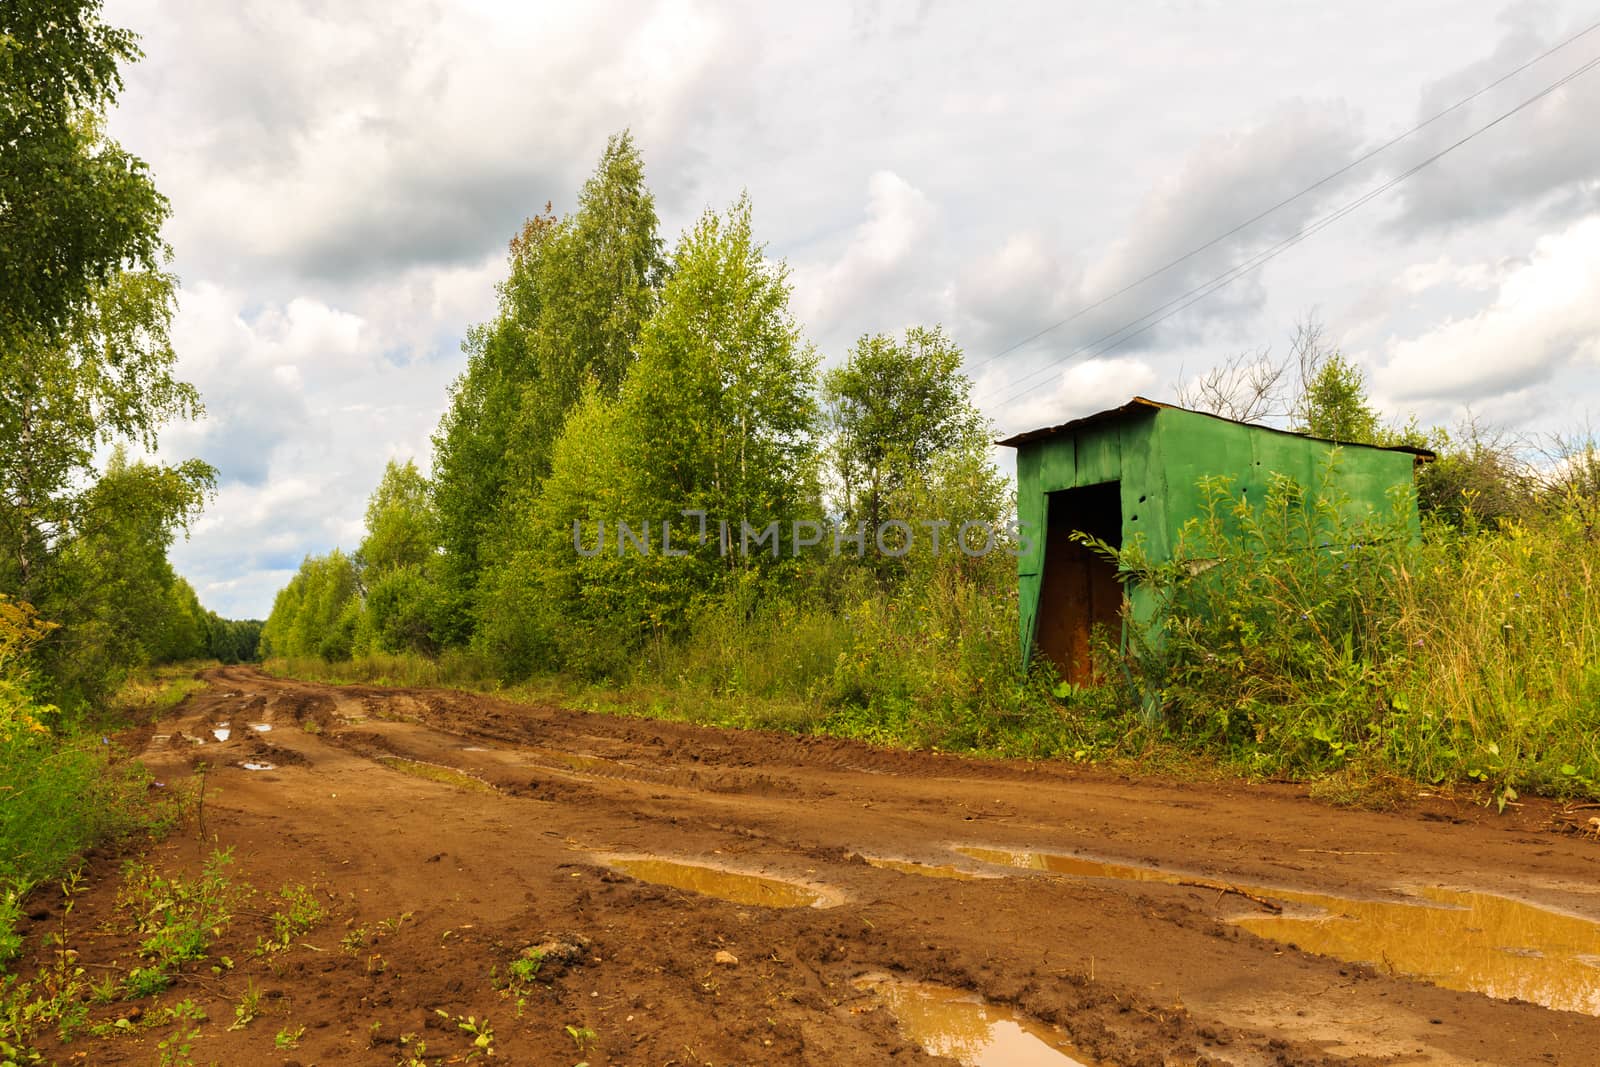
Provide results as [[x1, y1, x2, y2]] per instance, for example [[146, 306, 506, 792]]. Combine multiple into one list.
[[1036, 436, 1077, 493], [1018, 571, 1043, 661], [1074, 430, 1121, 487]]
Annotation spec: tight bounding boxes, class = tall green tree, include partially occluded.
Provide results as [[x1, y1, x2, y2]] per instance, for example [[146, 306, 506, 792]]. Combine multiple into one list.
[[620, 194, 819, 552], [38, 448, 211, 706], [431, 133, 664, 637], [475, 195, 821, 676], [1, 0, 213, 708], [260, 551, 361, 662], [355, 459, 444, 655], [357, 459, 437, 574], [823, 325, 988, 534]]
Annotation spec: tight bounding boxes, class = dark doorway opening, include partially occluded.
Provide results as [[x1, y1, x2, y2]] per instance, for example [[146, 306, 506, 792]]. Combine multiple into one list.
[[1036, 481, 1123, 685]]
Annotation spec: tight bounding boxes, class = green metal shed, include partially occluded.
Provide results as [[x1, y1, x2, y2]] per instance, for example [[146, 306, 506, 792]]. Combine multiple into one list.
[[997, 397, 1432, 683]]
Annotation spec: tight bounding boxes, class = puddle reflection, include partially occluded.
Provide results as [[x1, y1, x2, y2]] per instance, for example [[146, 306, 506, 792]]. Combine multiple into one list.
[[605, 857, 835, 908], [957, 846, 1600, 1014], [854, 974, 1092, 1066], [866, 856, 985, 881]]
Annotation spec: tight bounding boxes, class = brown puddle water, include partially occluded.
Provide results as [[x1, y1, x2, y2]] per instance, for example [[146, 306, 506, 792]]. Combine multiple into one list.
[[956, 846, 1600, 1014], [865, 856, 986, 881], [523, 745, 626, 775], [853, 975, 1093, 1066], [604, 858, 837, 908], [376, 756, 495, 793]]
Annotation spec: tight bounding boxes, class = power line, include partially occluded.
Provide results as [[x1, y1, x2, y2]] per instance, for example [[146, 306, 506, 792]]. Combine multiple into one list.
[[966, 16, 1600, 383], [980, 46, 1600, 416]]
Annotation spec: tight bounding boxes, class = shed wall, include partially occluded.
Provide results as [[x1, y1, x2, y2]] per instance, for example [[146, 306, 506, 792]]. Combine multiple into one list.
[[1015, 406, 1421, 668]]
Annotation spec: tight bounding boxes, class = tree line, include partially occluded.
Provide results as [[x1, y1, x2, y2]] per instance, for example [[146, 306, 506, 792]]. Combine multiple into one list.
[[262, 137, 1008, 678], [2, 0, 257, 722]]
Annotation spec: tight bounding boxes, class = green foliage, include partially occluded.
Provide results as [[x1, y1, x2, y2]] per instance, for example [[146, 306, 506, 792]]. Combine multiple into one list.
[[118, 849, 238, 972], [477, 195, 821, 678], [156, 999, 204, 1066], [0, 0, 168, 345], [33, 448, 215, 711], [359, 460, 437, 574], [1294, 352, 1380, 444], [1109, 465, 1414, 769], [823, 325, 988, 535], [257, 883, 325, 954], [1, 1, 222, 718], [260, 550, 361, 661], [432, 133, 664, 637], [1095, 459, 1600, 798]]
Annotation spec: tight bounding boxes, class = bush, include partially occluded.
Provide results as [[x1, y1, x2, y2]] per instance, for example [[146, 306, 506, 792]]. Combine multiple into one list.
[[1109, 463, 1600, 800]]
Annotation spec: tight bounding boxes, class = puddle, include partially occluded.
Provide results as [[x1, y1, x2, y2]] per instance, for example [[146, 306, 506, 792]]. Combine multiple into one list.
[[240, 761, 276, 771], [212, 724, 231, 742], [376, 756, 495, 793], [250, 723, 271, 733], [866, 856, 986, 881], [957, 846, 1600, 1015], [854, 975, 1092, 1066], [524, 745, 625, 775], [1237, 885, 1600, 1014], [954, 846, 1184, 885], [604, 857, 837, 908]]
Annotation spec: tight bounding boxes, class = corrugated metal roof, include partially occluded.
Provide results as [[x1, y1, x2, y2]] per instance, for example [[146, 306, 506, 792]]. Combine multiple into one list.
[[995, 395, 1435, 460]]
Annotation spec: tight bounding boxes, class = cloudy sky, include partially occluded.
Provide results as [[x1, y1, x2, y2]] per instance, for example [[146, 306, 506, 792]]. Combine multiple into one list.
[[103, 0, 1600, 618]]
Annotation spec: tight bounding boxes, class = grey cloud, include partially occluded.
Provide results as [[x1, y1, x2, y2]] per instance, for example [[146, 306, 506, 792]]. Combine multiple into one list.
[[951, 100, 1365, 372], [1387, 16, 1600, 233]]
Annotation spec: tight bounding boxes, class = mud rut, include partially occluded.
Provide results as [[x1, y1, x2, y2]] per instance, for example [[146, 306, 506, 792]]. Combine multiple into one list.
[[40, 667, 1600, 1065]]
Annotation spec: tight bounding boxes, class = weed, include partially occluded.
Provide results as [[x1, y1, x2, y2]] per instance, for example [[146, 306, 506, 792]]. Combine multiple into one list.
[[274, 1022, 305, 1050], [229, 977, 261, 1030], [566, 1023, 596, 1052], [156, 999, 205, 1067], [457, 1014, 494, 1059], [257, 883, 326, 954], [119, 848, 238, 969], [121, 966, 171, 999], [396, 1031, 429, 1066]]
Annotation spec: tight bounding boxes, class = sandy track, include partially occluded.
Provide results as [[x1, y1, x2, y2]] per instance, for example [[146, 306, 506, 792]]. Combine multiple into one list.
[[28, 666, 1600, 1065]]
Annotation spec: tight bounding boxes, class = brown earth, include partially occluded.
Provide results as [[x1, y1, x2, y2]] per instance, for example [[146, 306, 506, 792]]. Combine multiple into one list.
[[18, 665, 1600, 1066]]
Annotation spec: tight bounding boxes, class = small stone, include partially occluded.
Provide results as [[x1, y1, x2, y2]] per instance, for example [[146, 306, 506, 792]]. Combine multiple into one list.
[[714, 950, 739, 966]]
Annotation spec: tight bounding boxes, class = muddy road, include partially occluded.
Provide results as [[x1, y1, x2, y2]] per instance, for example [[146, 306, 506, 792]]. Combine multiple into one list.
[[34, 666, 1600, 1065]]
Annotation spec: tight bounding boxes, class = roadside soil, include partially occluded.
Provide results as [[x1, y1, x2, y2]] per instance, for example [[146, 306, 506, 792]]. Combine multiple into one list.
[[17, 665, 1600, 1066]]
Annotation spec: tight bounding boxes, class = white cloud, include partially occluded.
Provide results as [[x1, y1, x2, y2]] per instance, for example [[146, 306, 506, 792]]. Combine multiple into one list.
[[792, 170, 937, 340], [999, 358, 1159, 433], [1374, 214, 1600, 412]]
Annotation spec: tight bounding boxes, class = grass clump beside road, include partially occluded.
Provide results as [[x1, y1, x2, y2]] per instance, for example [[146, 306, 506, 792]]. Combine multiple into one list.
[[103, 664, 214, 727], [2, 601, 200, 1004]]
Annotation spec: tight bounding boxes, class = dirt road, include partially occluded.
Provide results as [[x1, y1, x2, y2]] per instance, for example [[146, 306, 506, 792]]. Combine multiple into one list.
[[31, 666, 1600, 1065]]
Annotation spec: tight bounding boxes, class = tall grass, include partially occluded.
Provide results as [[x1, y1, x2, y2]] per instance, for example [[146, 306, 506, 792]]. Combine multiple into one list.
[[1, 602, 194, 965], [1110, 473, 1600, 801], [1384, 501, 1600, 794]]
